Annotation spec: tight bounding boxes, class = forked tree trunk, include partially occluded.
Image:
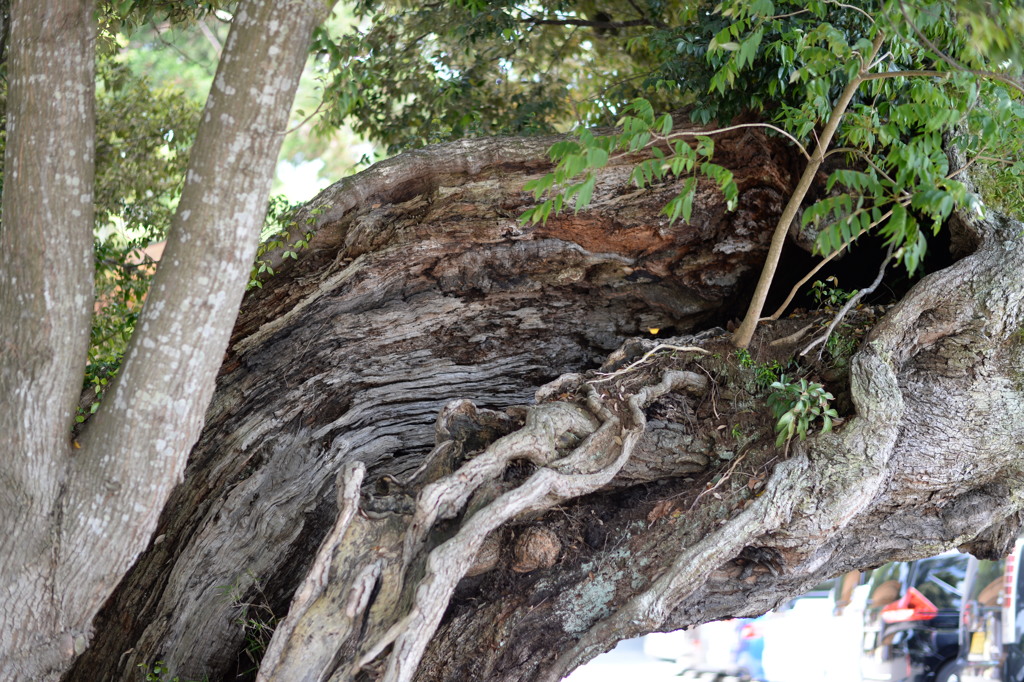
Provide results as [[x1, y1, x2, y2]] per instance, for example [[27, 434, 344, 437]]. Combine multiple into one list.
[[68, 126, 1024, 682], [0, 1, 333, 680]]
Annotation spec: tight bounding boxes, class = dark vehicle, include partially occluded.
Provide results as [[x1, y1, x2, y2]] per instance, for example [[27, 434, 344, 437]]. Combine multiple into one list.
[[861, 552, 969, 682], [958, 538, 1024, 681]]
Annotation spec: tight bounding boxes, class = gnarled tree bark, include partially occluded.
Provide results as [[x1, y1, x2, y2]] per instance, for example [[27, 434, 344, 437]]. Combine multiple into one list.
[[68, 123, 1024, 682]]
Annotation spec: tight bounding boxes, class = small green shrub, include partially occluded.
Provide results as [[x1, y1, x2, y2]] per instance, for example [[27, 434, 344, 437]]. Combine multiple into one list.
[[766, 375, 838, 446], [754, 359, 785, 389], [137, 662, 179, 682], [811, 276, 857, 309], [734, 348, 754, 368], [248, 201, 322, 290]]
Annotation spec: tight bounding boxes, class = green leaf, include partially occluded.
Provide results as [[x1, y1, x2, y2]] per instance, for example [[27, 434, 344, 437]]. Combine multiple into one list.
[[628, 98, 655, 125], [587, 147, 609, 169], [888, 203, 908, 243], [628, 131, 652, 152], [681, 178, 697, 223], [549, 140, 581, 160], [576, 175, 596, 211], [695, 135, 714, 158], [657, 113, 674, 136]]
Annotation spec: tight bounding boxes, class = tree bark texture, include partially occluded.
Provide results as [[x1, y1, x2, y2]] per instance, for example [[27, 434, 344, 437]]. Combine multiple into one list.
[[0, 2, 97, 677], [69, 125, 1024, 682], [0, 1, 332, 680]]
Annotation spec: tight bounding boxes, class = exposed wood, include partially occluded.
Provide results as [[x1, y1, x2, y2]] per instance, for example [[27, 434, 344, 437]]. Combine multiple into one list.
[[71, 125, 795, 682], [68, 121, 1024, 682]]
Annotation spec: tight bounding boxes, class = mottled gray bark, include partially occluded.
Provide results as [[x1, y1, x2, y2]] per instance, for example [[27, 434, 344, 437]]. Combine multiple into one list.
[[71, 126, 794, 682], [68, 115, 1024, 682], [0, 1, 334, 680], [0, 2, 97, 677]]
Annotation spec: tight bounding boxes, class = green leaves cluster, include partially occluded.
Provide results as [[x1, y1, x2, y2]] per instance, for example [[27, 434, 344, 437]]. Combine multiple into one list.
[[307, 0, 724, 153], [810, 276, 856, 309], [707, 0, 1023, 276], [136, 661, 184, 682], [766, 375, 838, 446], [520, 98, 738, 225], [248, 199, 320, 290]]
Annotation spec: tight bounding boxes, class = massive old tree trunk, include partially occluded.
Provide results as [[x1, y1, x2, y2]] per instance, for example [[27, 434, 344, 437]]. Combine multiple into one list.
[[70, 125, 1024, 682]]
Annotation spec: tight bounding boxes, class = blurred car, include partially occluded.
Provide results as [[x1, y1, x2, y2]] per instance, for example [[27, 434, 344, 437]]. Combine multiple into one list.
[[957, 537, 1024, 682], [861, 552, 968, 682]]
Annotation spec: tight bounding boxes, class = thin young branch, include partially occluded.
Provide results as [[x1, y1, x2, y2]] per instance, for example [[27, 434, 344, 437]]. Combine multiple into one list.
[[283, 96, 328, 135], [733, 32, 887, 348], [516, 11, 658, 30], [768, 9, 811, 20], [154, 23, 215, 76], [663, 123, 811, 161], [610, 122, 811, 162], [860, 69, 1024, 96], [823, 0, 876, 23], [971, 155, 1017, 166], [801, 244, 894, 357]]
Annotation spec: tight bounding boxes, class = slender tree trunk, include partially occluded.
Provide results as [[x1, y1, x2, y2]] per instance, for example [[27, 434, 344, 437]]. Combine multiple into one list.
[[732, 32, 886, 348], [0, 2, 96, 677], [1, 1, 334, 679]]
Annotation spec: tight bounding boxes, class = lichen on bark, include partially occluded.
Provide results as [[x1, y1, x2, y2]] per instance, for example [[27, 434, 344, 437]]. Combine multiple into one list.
[[68, 124, 1024, 682]]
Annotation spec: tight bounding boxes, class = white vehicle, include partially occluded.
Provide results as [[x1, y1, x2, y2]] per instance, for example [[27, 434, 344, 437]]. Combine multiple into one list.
[[643, 619, 750, 677], [760, 582, 838, 682]]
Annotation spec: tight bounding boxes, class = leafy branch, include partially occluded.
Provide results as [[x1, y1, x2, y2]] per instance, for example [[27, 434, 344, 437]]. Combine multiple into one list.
[[519, 99, 748, 226]]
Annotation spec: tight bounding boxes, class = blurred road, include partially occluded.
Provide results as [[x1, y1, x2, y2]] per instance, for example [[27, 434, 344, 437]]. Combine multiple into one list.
[[562, 637, 681, 682]]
